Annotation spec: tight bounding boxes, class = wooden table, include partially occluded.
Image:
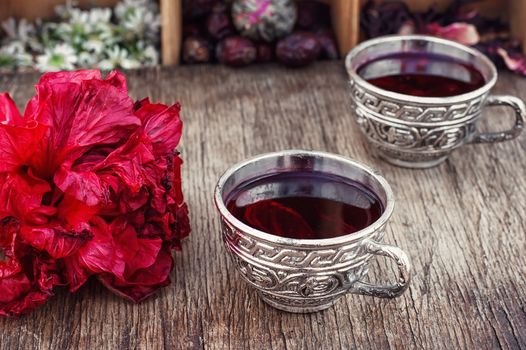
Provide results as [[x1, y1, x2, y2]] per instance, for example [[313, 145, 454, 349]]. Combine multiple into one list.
[[0, 62, 525, 349]]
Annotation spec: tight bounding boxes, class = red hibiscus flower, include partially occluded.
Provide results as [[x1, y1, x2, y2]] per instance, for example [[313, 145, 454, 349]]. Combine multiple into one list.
[[0, 70, 190, 317]]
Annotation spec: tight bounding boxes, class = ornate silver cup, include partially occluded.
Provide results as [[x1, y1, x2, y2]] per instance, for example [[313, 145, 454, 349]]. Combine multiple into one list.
[[214, 150, 411, 313], [346, 35, 525, 168]]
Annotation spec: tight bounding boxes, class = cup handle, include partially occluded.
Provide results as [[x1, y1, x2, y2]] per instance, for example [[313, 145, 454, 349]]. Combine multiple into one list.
[[349, 239, 411, 298], [471, 95, 525, 144]]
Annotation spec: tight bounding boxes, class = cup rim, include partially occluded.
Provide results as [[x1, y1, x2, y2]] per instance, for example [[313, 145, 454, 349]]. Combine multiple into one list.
[[214, 150, 395, 248], [345, 34, 498, 104]]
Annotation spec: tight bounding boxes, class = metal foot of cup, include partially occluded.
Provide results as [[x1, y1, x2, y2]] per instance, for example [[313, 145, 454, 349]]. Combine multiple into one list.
[[379, 154, 449, 169], [259, 293, 338, 313]]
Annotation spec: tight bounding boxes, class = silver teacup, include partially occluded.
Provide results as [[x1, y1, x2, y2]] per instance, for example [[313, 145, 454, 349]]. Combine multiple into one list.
[[214, 150, 411, 313], [346, 35, 525, 168]]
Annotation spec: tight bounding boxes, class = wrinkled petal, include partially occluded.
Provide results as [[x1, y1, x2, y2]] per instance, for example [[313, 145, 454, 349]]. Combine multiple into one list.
[[0, 122, 47, 173], [425, 22, 480, 46], [57, 194, 100, 227], [37, 70, 102, 86], [20, 223, 93, 259], [65, 216, 125, 291], [0, 171, 51, 224], [0, 256, 60, 317], [135, 100, 183, 156], [54, 164, 108, 206], [96, 131, 155, 193], [172, 202, 191, 246], [97, 245, 173, 302], [497, 47, 526, 76], [0, 93, 23, 125], [0, 218, 60, 317], [27, 72, 140, 178], [104, 70, 128, 92], [112, 219, 162, 272], [0, 217, 23, 279]]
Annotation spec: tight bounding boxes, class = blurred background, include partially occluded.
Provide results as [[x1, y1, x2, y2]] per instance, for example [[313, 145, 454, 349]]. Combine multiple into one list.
[[0, 0, 525, 75]]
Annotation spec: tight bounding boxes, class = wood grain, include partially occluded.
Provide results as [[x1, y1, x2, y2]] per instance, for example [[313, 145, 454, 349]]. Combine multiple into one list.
[[0, 62, 525, 349], [0, 0, 119, 21], [160, 0, 181, 66]]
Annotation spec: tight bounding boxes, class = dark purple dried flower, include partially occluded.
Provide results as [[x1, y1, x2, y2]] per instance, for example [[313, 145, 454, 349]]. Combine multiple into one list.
[[206, 4, 235, 41], [296, 1, 331, 30], [216, 36, 257, 67], [315, 28, 339, 60]]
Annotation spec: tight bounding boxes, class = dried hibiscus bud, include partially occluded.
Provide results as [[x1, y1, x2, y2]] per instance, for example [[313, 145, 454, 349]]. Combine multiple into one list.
[[360, 1, 413, 39], [315, 29, 339, 60], [296, 1, 331, 30], [216, 36, 257, 67], [276, 32, 321, 67], [183, 36, 212, 64], [206, 3, 235, 41], [183, 0, 218, 19], [183, 22, 205, 38], [256, 42, 274, 63]]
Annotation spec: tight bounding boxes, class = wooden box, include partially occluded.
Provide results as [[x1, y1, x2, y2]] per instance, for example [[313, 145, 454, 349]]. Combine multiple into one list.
[[1, 0, 525, 66], [0, 0, 182, 65]]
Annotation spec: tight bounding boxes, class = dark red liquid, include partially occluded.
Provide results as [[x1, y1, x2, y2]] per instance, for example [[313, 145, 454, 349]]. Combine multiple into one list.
[[225, 172, 383, 240], [358, 52, 486, 97]]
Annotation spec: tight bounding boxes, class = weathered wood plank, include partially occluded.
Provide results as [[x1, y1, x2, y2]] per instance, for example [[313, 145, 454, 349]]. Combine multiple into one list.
[[0, 62, 525, 349]]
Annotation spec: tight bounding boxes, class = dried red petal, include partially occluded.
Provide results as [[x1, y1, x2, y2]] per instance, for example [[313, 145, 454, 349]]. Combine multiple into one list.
[[27, 71, 141, 179], [0, 171, 51, 223], [0, 93, 23, 125], [54, 165, 107, 207], [0, 217, 23, 279], [64, 216, 126, 291], [19, 223, 93, 259], [97, 244, 174, 302], [134, 102, 183, 157], [0, 121, 47, 173], [425, 22, 480, 46], [0, 217, 60, 317], [497, 47, 526, 76]]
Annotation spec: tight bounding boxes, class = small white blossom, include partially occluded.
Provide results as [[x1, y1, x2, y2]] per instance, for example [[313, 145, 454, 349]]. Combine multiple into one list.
[[115, 0, 160, 41], [77, 51, 98, 67], [142, 44, 159, 66], [88, 8, 112, 25], [0, 41, 33, 68], [83, 36, 106, 54], [98, 46, 141, 70], [36, 44, 78, 72], [1, 18, 35, 42]]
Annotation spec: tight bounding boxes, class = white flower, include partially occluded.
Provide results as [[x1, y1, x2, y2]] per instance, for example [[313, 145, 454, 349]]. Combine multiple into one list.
[[115, 0, 160, 41], [115, 0, 158, 19], [1, 18, 35, 42], [83, 36, 106, 54], [77, 51, 99, 67], [98, 46, 141, 70], [96, 22, 117, 45], [88, 8, 112, 25], [0, 41, 33, 69], [36, 44, 78, 72], [142, 44, 159, 66], [2, 41, 33, 66]]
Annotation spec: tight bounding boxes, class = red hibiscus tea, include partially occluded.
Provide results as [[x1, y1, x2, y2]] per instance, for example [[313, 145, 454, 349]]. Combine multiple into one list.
[[358, 52, 486, 97], [225, 171, 383, 240]]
